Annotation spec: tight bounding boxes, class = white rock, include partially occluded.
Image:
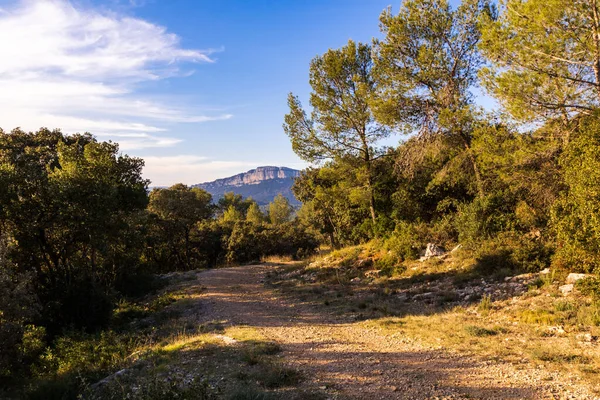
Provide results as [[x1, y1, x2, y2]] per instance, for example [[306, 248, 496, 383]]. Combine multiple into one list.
[[566, 273, 593, 284], [424, 243, 446, 258], [547, 326, 566, 335], [559, 284, 574, 296], [540, 268, 551, 275]]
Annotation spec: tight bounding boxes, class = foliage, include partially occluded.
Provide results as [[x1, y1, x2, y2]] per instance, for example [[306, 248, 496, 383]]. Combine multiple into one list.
[[0, 128, 149, 332], [268, 194, 293, 225], [225, 222, 318, 264], [552, 116, 600, 272], [246, 202, 266, 224], [147, 184, 214, 271], [0, 235, 43, 381], [284, 40, 389, 227], [480, 0, 600, 124]]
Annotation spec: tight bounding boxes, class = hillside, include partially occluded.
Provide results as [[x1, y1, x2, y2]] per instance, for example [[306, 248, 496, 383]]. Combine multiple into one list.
[[193, 166, 301, 206]]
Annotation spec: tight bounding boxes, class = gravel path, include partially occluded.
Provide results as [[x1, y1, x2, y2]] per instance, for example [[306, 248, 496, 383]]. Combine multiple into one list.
[[186, 265, 597, 400]]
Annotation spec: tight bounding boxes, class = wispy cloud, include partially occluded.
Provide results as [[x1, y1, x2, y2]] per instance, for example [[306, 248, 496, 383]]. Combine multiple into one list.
[[142, 155, 259, 186], [0, 0, 229, 148]]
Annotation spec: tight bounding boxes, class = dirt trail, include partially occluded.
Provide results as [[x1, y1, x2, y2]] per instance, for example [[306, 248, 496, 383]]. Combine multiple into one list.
[[186, 265, 595, 400]]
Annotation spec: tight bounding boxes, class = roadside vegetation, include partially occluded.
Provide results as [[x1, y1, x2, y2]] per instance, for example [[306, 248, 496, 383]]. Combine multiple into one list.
[[3, 0, 600, 397]]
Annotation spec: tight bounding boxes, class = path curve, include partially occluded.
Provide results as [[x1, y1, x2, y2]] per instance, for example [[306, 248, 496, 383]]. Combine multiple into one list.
[[186, 265, 595, 400]]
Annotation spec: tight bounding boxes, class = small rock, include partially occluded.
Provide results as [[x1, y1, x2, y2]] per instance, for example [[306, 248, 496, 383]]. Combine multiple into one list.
[[424, 243, 446, 258], [540, 268, 551, 275], [559, 284, 574, 296], [365, 269, 381, 278], [566, 273, 593, 284], [547, 326, 566, 335], [350, 277, 361, 284]]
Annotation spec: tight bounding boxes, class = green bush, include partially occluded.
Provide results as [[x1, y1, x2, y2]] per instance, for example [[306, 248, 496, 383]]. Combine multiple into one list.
[[552, 118, 600, 273], [0, 239, 43, 381], [455, 194, 516, 244], [384, 221, 421, 261], [474, 232, 551, 275], [226, 222, 318, 264], [374, 253, 405, 277]]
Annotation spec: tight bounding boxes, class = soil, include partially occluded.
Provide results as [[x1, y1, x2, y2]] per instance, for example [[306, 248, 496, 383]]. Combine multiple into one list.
[[183, 265, 598, 400]]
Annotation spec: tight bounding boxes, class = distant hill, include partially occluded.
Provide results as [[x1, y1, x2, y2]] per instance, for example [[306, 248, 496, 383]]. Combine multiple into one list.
[[193, 166, 301, 206]]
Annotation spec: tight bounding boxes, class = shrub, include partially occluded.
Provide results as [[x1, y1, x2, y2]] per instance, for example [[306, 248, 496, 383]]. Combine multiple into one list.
[[384, 221, 420, 261], [0, 238, 43, 381], [474, 232, 551, 275], [226, 222, 318, 264], [455, 194, 516, 244], [552, 118, 600, 273]]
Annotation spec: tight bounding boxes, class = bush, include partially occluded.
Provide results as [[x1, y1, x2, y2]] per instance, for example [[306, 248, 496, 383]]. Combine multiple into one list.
[[552, 118, 600, 272], [455, 194, 516, 244], [43, 275, 114, 333], [474, 232, 551, 275], [384, 221, 420, 261], [226, 222, 319, 264], [0, 239, 43, 381]]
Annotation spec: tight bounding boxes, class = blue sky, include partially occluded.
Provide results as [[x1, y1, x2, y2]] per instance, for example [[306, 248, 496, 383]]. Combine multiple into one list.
[[0, 0, 481, 186]]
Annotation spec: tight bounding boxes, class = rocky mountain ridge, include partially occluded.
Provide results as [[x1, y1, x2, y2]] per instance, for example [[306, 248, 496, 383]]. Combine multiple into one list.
[[193, 166, 301, 206]]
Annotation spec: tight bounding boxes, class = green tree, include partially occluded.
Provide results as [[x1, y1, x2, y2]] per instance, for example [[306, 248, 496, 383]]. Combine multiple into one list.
[[246, 201, 266, 224], [222, 204, 243, 223], [284, 40, 390, 228], [217, 192, 254, 218], [480, 0, 600, 131], [268, 194, 293, 225], [148, 184, 213, 270], [293, 164, 372, 247], [0, 128, 148, 330], [0, 232, 43, 380], [373, 0, 493, 197], [552, 115, 600, 271]]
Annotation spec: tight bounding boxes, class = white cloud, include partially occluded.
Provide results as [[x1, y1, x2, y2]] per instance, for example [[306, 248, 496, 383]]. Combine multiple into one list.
[[141, 155, 260, 187], [0, 0, 229, 148]]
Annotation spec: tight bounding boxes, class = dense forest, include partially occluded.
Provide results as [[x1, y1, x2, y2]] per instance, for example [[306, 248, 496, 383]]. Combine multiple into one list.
[[3, 0, 600, 397]]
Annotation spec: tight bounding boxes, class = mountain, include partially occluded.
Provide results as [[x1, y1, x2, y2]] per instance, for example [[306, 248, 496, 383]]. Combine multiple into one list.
[[193, 166, 302, 206]]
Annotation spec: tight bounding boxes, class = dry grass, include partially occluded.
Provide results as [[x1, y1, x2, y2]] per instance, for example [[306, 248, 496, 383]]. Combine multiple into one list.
[[269, 246, 600, 392]]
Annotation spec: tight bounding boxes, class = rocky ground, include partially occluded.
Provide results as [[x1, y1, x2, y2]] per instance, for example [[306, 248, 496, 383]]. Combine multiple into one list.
[[182, 264, 599, 399]]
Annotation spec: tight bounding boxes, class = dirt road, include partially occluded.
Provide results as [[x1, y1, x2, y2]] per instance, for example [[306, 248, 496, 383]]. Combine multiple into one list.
[[186, 265, 595, 399]]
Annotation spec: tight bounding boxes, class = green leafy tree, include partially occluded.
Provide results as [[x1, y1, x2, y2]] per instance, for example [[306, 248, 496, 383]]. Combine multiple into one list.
[[246, 201, 266, 224], [480, 0, 600, 131], [217, 192, 254, 218], [148, 184, 213, 270], [0, 232, 43, 380], [268, 194, 293, 225], [0, 128, 148, 330], [552, 116, 600, 271], [373, 0, 493, 197], [222, 204, 244, 223], [284, 40, 390, 228], [293, 164, 372, 247]]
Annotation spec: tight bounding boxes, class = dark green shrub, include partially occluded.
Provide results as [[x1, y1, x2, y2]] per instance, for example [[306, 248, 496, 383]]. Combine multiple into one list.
[[474, 232, 551, 275], [0, 236, 43, 382], [552, 117, 600, 273], [384, 221, 420, 261]]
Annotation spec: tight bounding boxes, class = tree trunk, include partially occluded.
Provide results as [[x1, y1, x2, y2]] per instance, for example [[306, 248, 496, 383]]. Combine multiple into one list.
[[367, 172, 377, 228], [592, 0, 600, 100], [461, 136, 484, 198], [362, 140, 377, 234]]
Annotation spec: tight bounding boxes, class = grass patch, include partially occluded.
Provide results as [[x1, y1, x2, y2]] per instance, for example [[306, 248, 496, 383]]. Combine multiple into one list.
[[464, 325, 505, 337]]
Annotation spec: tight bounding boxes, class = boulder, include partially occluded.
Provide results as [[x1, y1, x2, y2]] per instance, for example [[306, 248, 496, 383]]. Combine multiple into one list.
[[559, 284, 574, 296], [566, 273, 593, 284], [424, 243, 446, 258]]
